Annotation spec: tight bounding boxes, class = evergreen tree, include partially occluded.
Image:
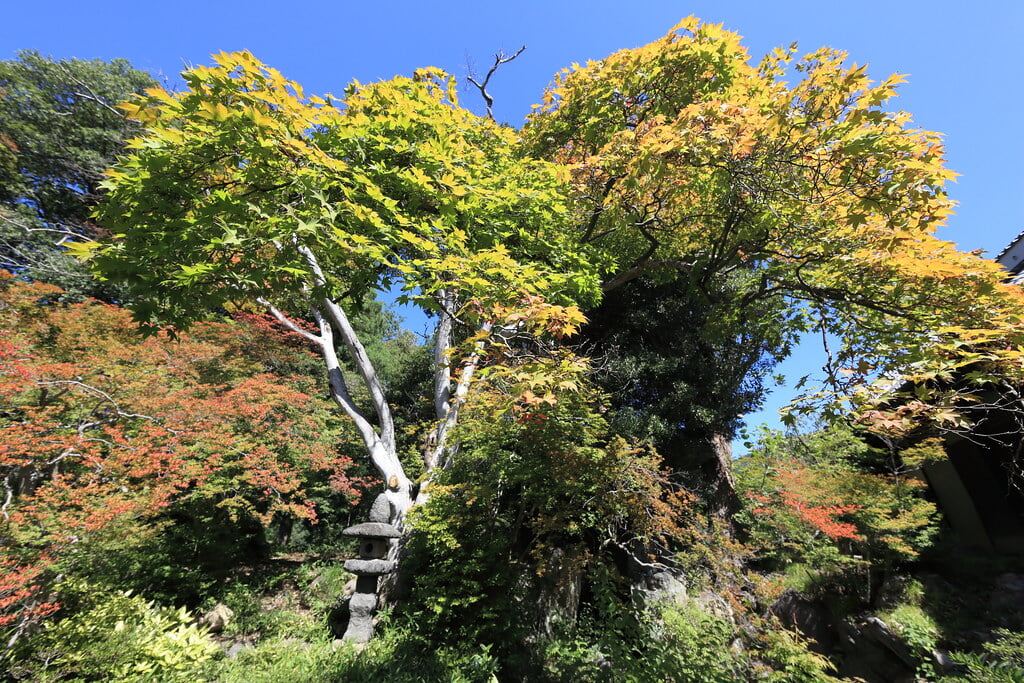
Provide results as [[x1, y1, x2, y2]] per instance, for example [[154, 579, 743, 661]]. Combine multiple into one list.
[[0, 51, 155, 297]]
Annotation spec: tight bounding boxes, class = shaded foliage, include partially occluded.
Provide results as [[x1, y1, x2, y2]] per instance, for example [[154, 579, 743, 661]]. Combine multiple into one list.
[[583, 273, 790, 515], [735, 423, 939, 600], [0, 51, 155, 298]]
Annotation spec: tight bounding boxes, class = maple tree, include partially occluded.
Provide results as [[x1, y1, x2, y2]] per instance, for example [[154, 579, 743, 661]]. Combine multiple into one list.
[[0, 273, 363, 647], [84, 52, 594, 529], [524, 17, 1024, 435], [735, 424, 938, 599]]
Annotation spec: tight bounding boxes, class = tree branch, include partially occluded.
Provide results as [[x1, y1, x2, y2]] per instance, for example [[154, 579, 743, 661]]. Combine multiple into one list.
[[294, 244, 396, 453], [256, 297, 324, 345], [310, 305, 407, 494], [433, 289, 455, 420], [466, 46, 526, 120], [426, 321, 493, 474], [57, 62, 130, 119]]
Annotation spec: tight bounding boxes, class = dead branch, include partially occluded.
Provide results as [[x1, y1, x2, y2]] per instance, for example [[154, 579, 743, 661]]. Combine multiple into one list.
[[466, 46, 526, 120]]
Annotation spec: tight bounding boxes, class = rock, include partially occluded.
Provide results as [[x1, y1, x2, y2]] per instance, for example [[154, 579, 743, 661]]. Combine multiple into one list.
[[695, 589, 735, 624], [647, 570, 687, 595], [199, 603, 234, 633], [991, 573, 1024, 613], [343, 558, 396, 575], [836, 616, 918, 683], [769, 590, 835, 654], [225, 641, 252, 658], [341, 522, 401, 538], [342, 577, 357, 597], [632, 570, 687, 609], [368, 493, 392, 523], [931, 648, 959, 675], [862, 616, 918, 667]]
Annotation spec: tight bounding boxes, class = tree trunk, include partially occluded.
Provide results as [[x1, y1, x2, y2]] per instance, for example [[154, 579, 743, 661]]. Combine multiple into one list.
[[699, 433, 741, 524]]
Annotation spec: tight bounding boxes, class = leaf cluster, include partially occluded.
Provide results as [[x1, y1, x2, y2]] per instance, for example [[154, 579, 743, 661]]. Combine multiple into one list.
[[89, 53, 598, 335]]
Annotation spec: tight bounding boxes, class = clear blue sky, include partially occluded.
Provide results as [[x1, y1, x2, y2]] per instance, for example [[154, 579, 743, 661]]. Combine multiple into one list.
[[5, 1, 1021, 442]]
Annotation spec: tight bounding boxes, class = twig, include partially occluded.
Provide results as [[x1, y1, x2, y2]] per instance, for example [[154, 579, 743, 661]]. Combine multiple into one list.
[[57, 62, 128, 119]]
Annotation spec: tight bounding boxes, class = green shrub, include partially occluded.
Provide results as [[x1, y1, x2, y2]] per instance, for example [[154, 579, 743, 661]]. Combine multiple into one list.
[[543, 598, 746, 682], [878, 603, 940, 679], [204, 617, 501, 683], [202, 637, 336, 683], [949, 629, 1024, 682], [756, 625, 839, 682], [9, 585, 218, 681], [649, 600, 745, 682]]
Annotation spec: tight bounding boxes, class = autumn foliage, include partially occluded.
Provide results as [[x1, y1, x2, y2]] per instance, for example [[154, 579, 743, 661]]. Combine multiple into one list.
[[736, 425, 938, 587], [0, 273, 363, 636], [4, 16, 1022, 678], [525, 18, 1024, 430]]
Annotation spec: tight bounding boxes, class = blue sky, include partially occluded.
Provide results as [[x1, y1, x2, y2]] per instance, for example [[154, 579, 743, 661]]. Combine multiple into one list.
[[4, 1, 1021, 442]]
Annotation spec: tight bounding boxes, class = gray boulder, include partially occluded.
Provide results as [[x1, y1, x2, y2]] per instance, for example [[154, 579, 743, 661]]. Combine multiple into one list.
[[199, 603, 234, 634]]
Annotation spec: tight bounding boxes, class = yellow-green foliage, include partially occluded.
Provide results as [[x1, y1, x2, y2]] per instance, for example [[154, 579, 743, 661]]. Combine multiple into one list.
[[9, 584, 218, 682], [949, 629, 1024, 682], [755, 625, 840, 682]]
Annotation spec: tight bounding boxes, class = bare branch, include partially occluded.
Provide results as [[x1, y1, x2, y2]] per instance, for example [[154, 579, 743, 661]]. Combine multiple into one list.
[[310, 305, 397, 476], [601, 259, 694, 292], [34, 380, 163, 426], [466, 46, 526, 120], [321, 296, 396, 453], [57, 62, 129, 119]]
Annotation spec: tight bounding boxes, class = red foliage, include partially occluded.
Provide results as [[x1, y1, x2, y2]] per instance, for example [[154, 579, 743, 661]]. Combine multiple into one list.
[[772, 464, 863, 541], [742, 461, 864, 543], [0, 274, 364, 634]]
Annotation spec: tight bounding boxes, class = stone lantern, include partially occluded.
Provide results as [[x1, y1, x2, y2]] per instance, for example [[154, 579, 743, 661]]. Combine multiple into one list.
[[341, 492, 401, 643]]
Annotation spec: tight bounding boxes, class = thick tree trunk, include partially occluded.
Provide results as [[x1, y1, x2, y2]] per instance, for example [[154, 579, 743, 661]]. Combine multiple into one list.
[[700, 433, 740, 524]]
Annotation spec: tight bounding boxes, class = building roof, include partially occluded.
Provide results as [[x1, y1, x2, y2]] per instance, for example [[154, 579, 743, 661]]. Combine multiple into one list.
[[995, 230, 1024, 279]]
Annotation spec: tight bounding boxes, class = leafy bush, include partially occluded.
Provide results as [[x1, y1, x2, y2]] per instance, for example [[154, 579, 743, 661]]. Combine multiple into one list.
[[542, 597, 747, 682], [754, 624, 839, 682], [879, 603, 940, 679], [203, 616, 501, 683], [400, 360, 696, 651], [8, 585, 218, 681], [949, 629, 1024, 682], [646, 600, 746, 682]]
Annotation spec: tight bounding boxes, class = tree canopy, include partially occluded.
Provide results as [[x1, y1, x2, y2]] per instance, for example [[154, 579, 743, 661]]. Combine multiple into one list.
[[520, 19, 1024, 434], [85, 52, 593, 521], [19, 17, 1024, 677], [0, 51, 155, 296]]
